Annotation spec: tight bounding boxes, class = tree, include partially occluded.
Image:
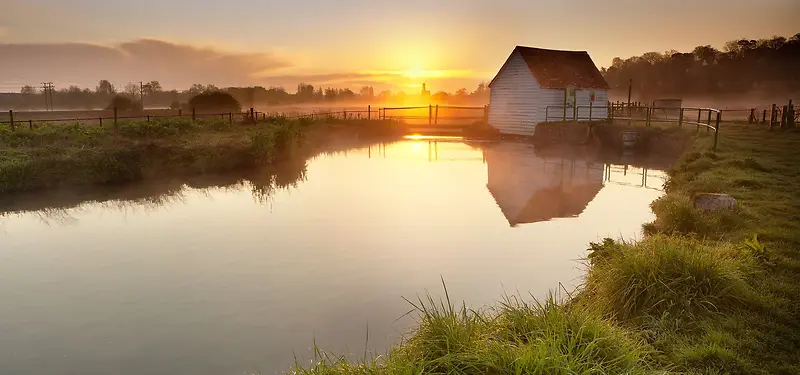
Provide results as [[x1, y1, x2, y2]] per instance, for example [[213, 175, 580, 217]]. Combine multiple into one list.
[[359, 86, 375, 99], [143, 80, 162, 95], [324, 87, 338, 101], [189, 84, 206, 94], [124, 83, 140, 98], [296, 83, 315, 101], [96, 80, 116, 95], [601, 32, 800, 99], [20, 85, 37, 95]]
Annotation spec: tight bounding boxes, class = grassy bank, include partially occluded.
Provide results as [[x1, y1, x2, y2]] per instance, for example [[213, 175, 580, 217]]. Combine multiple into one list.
[[0, 117, 398, 193], [293, 125, 800, 374]]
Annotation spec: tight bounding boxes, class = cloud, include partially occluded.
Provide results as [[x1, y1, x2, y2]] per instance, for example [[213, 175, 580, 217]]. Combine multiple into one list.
[[260, 72, 401, 86], [259, 69, 487, 91], [0, 39, 290, 89]]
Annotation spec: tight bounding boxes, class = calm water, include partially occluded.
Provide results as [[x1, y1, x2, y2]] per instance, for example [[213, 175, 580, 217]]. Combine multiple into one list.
[[0, 137, 668, 375]]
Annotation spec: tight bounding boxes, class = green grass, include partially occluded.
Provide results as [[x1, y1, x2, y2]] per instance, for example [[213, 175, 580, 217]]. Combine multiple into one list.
[[292, 282, 653, 375], [0, 117, 396, 193], [291, 124, 800, 375]]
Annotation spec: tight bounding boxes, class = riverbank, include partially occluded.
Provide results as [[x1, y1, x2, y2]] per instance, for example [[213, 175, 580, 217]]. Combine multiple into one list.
[[294, 125, 799, 374], [0, 117, 400, 194]]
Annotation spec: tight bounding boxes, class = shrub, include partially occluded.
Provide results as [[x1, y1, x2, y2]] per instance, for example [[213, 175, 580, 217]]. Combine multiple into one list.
[[106, 95, 140, 111], [188, 91, 241, 113]]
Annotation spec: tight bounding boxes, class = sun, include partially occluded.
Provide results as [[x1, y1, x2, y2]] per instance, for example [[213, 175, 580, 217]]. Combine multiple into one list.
[[402, 67, 427, 79]]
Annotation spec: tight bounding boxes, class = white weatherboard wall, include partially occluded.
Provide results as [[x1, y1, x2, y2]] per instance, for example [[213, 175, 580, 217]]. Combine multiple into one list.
[[488, 51, 543, 136]]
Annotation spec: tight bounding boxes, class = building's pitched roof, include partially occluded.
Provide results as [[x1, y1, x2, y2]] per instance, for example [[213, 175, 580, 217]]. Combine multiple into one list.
[[489, 46, 609, 90], [488, 184, 603, 227]]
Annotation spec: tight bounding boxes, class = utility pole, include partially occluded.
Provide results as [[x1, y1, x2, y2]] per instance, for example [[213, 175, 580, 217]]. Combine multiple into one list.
[[41, 82, 54, 111], [139, 81, 144, 110], [41, 83, 48, 111]]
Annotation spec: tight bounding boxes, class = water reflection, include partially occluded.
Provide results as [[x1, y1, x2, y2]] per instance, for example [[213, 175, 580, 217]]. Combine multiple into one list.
[[0, 135, 671, 375]]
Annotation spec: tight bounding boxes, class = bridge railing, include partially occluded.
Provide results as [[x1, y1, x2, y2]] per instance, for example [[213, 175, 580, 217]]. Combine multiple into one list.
[[544, 104, 723, 150]]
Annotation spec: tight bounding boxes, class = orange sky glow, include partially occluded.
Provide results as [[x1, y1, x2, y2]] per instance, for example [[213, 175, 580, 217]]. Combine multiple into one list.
[[1, 0, 798, 93]]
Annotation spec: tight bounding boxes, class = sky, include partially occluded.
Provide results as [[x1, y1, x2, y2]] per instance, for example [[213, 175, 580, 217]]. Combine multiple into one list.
[[0, 0, 797, 93]]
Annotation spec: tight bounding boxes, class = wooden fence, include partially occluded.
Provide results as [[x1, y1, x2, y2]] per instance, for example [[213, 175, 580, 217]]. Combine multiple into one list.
[[0, 105, 488, 130], [545, 103, 723, 149]]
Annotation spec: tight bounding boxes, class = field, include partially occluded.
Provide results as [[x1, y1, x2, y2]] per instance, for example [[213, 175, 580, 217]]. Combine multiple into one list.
[[292, 124, 800, 374]]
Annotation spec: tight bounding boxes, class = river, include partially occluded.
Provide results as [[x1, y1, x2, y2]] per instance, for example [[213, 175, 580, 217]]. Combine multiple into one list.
[[0, 136, 668, 375]]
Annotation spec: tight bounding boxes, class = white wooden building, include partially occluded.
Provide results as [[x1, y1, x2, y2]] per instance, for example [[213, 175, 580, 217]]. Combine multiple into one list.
[[487, 46, 610, 136]]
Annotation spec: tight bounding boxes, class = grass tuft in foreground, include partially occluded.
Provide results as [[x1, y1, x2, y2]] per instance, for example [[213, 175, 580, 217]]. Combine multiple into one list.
[[293, 282, 653, 374], [583, 235, 759, 321]]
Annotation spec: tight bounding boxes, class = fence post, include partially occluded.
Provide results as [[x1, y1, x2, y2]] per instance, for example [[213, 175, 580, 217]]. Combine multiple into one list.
[[706, 110, 712, 133], [748, 108, 755, 124], [573, 103, 577, 121], [589, 101, 593, 121], [678, 108, 684, 127], [147, 115, 151, 123], [8, 110, 14, 131], [714, 111, 721, 150], [368, 105, 371, 120], [781, 105, 789, 129], [250, 108, 255, 121], [770, 104, 776, 128], [99, 117, 102, 127], [178, 109, 182, 117], [114, 107, 118, 128], [696, 109, 701, 131], [29, 120, 33, 130], [762, 109, 766, 124], [428, 105, 432, 125], [229, 112, 232, 124], [646, 107, 651, 127], [192, 108, 196, 122], [344, 110, 347, 120]]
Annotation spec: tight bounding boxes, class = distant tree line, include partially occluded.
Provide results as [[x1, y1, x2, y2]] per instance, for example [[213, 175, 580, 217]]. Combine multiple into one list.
[[1, 79, 491, 111], [602, 33, 800, 100]]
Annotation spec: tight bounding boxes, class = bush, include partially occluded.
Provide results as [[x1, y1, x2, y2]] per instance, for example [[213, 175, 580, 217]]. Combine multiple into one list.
[[106, 95, 140, 111], [188, 91, 241, 113]]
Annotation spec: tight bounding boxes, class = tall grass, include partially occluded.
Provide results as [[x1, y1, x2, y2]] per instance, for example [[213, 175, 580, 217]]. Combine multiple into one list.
[[583, 236, 759, 321], [293, 281, 653, 375]]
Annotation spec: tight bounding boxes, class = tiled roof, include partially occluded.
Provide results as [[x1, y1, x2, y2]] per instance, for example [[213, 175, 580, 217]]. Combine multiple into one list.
[[490, 46, 609, 90]]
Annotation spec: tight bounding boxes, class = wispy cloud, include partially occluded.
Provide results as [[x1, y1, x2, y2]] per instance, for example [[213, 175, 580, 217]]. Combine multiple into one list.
[[0, 39, 290, 89]]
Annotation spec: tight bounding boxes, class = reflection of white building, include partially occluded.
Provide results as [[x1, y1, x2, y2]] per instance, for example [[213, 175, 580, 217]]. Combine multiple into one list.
[[485, 143, 604, 226]]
